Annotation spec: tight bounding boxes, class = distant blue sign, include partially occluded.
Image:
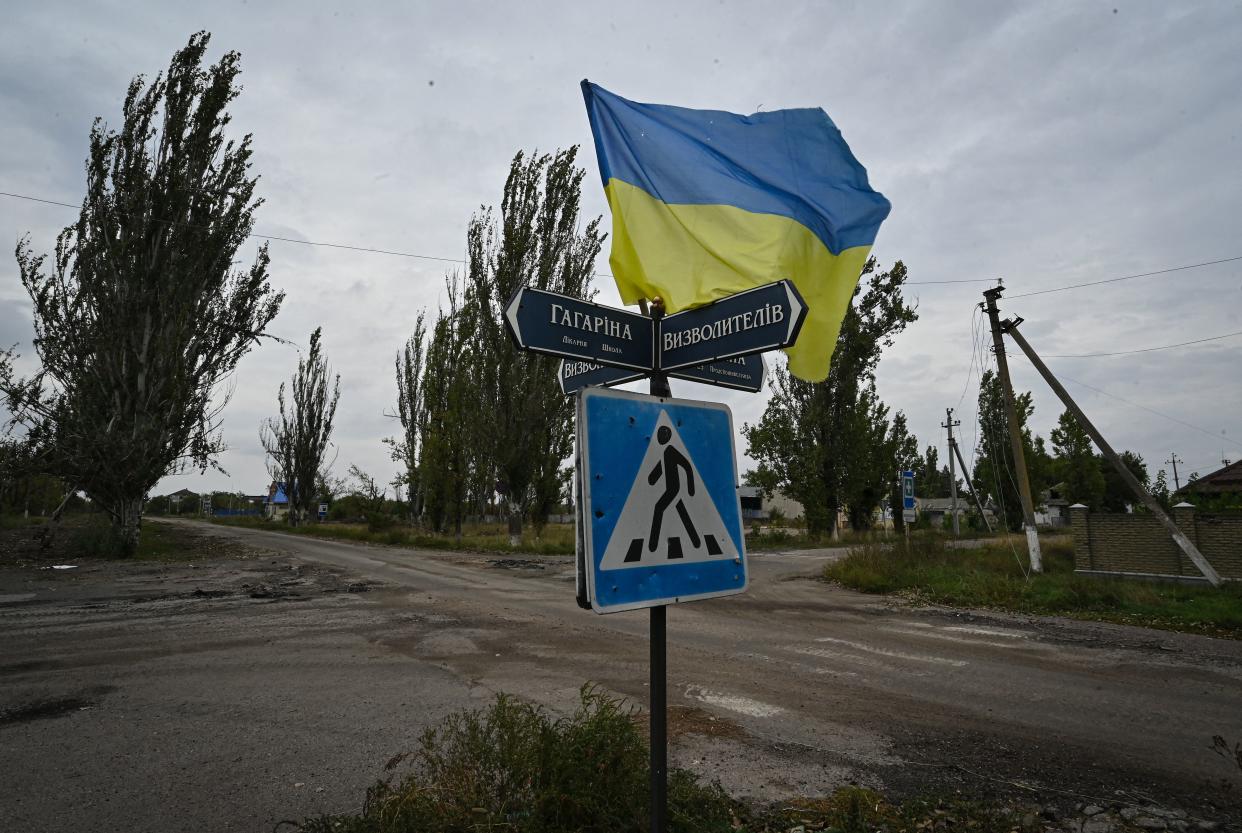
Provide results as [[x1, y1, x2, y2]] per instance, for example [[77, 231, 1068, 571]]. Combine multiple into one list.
[[577, 387, 747, 614], [901, 470, 915, 511], [505, 286, 654, 371], [659, 280, 807, 372]]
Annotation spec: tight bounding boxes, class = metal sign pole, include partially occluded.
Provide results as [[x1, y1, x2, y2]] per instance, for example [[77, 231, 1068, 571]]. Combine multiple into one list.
[[647, 297, 670, 833]]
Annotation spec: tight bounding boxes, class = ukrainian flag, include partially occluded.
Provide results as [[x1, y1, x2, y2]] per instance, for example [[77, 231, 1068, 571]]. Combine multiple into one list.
[[582, 81, 891, 382]]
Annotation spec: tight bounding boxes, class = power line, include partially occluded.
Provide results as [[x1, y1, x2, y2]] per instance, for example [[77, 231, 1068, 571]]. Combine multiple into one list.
[[905, 255, 1242, 294], [1043, 328, 1242, 358], [1057, 374, 1242, 449], [1007, 255, 1242, 299], [8, 188, 1240, 295], [0, 189, 469, 267]]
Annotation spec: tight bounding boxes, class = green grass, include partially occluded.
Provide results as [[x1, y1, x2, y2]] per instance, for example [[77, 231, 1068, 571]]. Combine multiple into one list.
[[824, 534, 1242, 637], [210, 515, 576, 555], [295, 687, 1042, 833]]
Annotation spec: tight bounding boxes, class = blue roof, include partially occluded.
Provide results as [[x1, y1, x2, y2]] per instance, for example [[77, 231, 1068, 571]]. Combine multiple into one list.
[[268, 482, 289, 505]]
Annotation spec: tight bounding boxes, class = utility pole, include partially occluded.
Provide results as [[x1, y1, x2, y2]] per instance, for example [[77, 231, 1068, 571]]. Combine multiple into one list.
[[1165, 453, 1183, 492], [1003, 321, 1222, 587], [982, 287, 1042, 572], [942, 408, 962, 537], [950, 439, 993, 533]]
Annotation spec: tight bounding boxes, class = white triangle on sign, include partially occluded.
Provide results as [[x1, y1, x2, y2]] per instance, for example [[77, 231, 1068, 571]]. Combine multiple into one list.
[[600, 410, 739, 570]]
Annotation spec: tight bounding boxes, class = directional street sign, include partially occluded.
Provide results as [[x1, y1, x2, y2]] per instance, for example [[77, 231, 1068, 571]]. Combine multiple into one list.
[[559, 360, 645, 395], [659, 280, 807, 372], [668, 353, 765, 392], [577, 387, 747, 614], [505, 286, 654, 371], [559, 353, 766, 395]]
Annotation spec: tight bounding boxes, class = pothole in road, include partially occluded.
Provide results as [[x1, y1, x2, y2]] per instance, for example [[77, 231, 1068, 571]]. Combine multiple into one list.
[[0, 695, 100, 727]]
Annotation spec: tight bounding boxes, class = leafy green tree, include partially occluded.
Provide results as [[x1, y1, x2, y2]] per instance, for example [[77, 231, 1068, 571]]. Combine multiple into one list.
[[1099, 450, 1148, 513], [1150, 468, 1171, 510], [744, 259, 918, 538], [1050, 409, 1105, 509], [0, 33, 282, 553], [260, 328, 340, 526], [972, 369, 1047, 532], [465, 149, 603, 544]]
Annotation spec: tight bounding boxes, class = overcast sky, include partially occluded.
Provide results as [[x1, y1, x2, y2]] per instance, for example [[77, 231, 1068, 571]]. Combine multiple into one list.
[[3, 1, 1240, 501]]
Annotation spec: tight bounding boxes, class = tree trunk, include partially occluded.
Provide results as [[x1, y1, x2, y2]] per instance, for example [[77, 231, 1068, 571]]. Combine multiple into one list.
[[507, 498, 522, 548], [115, 496, 143, 557]]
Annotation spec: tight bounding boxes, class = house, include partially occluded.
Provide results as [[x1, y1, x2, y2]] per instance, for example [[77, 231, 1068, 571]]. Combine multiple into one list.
[[738, 486, 768, 521], [916, 497, 968, 527], [1178, 460, 1242, 504], [265, 482, 290, 520]]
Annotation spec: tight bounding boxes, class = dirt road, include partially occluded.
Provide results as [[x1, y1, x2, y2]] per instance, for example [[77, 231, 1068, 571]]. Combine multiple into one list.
[[2, 519, 1240, 831]]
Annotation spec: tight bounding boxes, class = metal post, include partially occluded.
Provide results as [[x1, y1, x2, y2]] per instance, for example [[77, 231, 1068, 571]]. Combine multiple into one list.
[[1002, 322, 1222, 586], [943, 408, 961, 538], [647, 296, 669, 833], [982, 287, 1042, 571]]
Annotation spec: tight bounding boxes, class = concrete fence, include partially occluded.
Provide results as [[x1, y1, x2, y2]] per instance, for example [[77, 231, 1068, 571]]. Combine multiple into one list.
[[1069, 502, 1242, 582]]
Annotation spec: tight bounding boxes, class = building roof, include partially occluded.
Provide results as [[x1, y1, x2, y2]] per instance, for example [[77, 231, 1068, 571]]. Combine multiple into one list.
[[918, 497, 966, 512], [169, 488, 198, 498], [268, 482, 289, 504], [1179, 460, 1242, 496]]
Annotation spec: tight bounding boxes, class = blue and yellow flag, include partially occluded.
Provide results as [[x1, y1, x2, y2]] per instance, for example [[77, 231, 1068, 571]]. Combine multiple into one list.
[[581, 81, 891, 382]]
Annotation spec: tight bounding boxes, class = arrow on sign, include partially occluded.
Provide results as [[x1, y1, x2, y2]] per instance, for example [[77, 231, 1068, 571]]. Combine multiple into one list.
[[505, 286, 654, 372], [659, 280, 807, 372]]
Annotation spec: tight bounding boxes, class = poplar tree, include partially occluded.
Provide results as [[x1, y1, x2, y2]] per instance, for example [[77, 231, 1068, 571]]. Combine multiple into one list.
[[465, 149, 603, 545], [0, 33, 282, 553], [260, 328, 340, 526], [387, 314, 426, 520]]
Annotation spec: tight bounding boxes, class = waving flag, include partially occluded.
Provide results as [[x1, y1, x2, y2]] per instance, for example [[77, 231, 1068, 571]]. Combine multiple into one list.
[[581, 81, 890, 382]]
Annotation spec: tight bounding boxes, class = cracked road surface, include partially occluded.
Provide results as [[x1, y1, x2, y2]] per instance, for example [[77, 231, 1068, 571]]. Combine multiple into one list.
[[2, 518, 1240, 831]]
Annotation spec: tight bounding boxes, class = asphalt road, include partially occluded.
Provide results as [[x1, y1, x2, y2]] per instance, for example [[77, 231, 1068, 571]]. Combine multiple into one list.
[[2, 519, 1240, 831]]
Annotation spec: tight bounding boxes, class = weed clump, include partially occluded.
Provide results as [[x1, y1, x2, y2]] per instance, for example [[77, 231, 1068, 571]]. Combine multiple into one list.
[[297, 686, 735, 833]]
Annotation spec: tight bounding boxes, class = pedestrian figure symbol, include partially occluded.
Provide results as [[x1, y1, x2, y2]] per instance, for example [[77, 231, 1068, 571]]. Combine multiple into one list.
[[598, 410, 736, 570], [648, 425, 699, 552]]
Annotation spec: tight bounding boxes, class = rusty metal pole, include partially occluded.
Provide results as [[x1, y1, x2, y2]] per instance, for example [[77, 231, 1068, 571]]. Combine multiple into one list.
[[982, 287, 1043, 572]]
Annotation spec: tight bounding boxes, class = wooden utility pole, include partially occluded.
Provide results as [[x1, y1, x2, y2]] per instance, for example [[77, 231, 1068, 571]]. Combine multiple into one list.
[[982, 287, 1042, 572], [942, 408, 962, 537], [1002, 322, 1222, 587], [1165, 453, 1183, 492]]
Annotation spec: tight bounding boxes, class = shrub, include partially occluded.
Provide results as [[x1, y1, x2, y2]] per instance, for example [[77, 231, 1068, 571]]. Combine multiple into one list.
[[298, 686, 735, 833]]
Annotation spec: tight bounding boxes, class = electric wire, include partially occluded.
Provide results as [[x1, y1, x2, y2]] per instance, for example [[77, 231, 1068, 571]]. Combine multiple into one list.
[[1042, 328, 1242, 358], [5, 188, 1240, 296], [1056, 374, 1242, 449]]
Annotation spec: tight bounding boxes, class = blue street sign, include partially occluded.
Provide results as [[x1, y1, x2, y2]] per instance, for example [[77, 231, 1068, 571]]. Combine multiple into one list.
[[577, 387, 747, 614], [659, 280, 807, 372], [559, 360, 645, 395], [505, 286, 654, 371], [559, 354, 766, 395], [901, 470, 915, 511], [668, 353, 765, 393]]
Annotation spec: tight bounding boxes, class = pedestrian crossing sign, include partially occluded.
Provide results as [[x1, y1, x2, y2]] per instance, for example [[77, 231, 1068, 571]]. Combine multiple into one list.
[[576, 387, 747, 614]]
